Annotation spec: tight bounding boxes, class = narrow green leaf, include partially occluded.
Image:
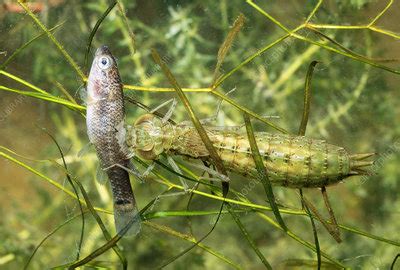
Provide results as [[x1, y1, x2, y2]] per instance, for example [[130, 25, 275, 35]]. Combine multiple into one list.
[[151, 49, 229, 190], [0, 22, 64, 70], [24, 212, 89, 270], [279, 259, 341, 269], [227, 204, 272, 269], [296, 60, 322, 268], [116, 0, 136, 54], [256, 211, 347, 268], [84, 1, 117, 71], [298, 61, 318, 136], [293, 33, 400, 75], [151, 49, 230, 268], [213, 33, 291, 89], [147, 222, 243, 270], [17, 0, 86, 81], [0, 85, 85, 111], [307, 27, 399, 63], [243, 113, 288, 231], [301, 198, 322, 270], [0, 150, 110, 214], [47, 131, 127, 269], [212, 13, 245, 85], [72, 179, 127, 269], [211, 90, 287, 133], [390, 254, 400, 270], [63, 197, 161, 269], [42, 130, 86, 262]]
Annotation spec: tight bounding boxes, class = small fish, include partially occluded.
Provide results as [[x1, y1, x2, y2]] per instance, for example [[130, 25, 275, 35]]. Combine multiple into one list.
[[86, 45, 140, 235], [126, 113, 374, 188]]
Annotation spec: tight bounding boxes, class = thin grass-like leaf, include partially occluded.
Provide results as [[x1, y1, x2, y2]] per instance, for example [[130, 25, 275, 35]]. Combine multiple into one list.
[[151, 49, 229, 187], [304, 0, 323, 24], [116, 0, 136, 54], [72, 179, 127, 269], [151, 48, 230, 267], [227, 204, 272, 269], [0, 150, 109, 214], [390, 253, 400, 270], [124, 85, 211, 92], [42, 130, 85, 262], [51, 80, 79, 105], [243, 113, 288, 231], [212, 13, 245, 85], [307, 27, 399, 63], [255, 211, 346, 268], [0, 70, 48, 94], [84, 1, 117, 71], [297, 61, 322, 269], [213, 33, 291, 89], [246, 0, 400, 75], [302, 199, 321, 270], [279, 259, 340, 269], [298, 61, 318, 136], [144, 209, 247, 220], [47, 131, 127, 269], [63, 197, 159, 269], [292, 32, 400, 75], [17, 0, 86, 81], [0, 85, 85, 111], [24, 212, 89, 270], [211, 90, 287, 133], [0, 22, 64, 70], [147, 222, 243, 270]]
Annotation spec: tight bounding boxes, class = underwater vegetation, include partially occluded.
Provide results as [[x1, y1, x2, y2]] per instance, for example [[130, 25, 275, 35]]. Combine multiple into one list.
[[0, 0, 399, 269]]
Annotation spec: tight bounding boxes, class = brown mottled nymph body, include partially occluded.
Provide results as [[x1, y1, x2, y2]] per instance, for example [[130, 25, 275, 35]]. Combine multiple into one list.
[[126, 114, 374, 188], [86, 46, 140, 235]]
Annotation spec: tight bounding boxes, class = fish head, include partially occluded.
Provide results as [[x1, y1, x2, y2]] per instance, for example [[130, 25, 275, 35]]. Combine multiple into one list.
[[87, 45, 122, 102]]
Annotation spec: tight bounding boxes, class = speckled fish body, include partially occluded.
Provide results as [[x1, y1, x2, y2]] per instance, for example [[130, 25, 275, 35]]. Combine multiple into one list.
[[126, 114, 374, 188], [86, 46, 140, 235]]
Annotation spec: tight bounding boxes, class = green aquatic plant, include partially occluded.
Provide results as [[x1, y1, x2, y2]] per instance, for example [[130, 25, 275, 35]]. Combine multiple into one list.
[[0, 0, 399, 269]]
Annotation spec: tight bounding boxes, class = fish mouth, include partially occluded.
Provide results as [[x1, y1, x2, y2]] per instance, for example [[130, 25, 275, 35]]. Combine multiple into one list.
[[95, 45, 111, 56]]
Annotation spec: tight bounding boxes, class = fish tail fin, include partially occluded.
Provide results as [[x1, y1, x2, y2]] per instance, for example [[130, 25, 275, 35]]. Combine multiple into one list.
[[114, 200, 141, 236], [349, 152, 376, 176], [107, 164, 141, 236]]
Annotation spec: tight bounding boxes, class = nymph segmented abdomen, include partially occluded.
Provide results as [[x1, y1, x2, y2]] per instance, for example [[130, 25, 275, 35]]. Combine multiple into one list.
[[211, 132, 372, 188]]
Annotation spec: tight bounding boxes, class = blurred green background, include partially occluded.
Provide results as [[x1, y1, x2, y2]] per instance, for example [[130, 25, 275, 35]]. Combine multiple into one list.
[[0, 0, 399, 269]]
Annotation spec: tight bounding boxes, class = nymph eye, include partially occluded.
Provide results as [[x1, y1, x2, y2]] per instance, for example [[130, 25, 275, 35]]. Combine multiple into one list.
[[97, 56, 112, 69]]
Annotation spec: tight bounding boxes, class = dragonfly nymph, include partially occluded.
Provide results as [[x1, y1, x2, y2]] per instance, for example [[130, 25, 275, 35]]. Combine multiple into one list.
[[123, 113, 374, 188]]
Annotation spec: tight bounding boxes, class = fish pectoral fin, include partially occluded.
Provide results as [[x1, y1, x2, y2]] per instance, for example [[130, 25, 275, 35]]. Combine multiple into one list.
[[79, 86, 87, 105], [96, 164, 108, 185], [77, 142, 93, 157]]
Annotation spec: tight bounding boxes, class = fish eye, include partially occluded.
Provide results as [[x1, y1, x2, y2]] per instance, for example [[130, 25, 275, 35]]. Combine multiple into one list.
[[97, 56, 112, 69]]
